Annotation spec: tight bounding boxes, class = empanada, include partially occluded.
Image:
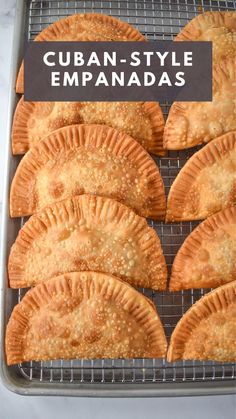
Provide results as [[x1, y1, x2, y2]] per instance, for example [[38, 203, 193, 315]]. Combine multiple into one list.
[[167, 281, 236, 362], [169, 206, 236, 291], [16, 13, 146, 93], [12, 98, 165, 155], [166, 132, 236, 221], [8, 194, 167, 290], [163, 58, 236, 150], [175, 11, 236, 63], [6, 271, 167, 364], [10, 124, 166, 219]]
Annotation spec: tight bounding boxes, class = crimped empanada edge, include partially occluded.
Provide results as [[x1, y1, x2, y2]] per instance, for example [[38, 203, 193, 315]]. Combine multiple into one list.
[[163, 58, 236, 150], [16, 13, 146, 93], [10, 123, 166, 219], [6, 272, 167, 364], [142, 102, 165, 156], [8, 194, 167, 290], [166, 132, 236, 222], [167, 280, 236, 362], [174, 11, 236, 42], [169, 205, 236, 290]]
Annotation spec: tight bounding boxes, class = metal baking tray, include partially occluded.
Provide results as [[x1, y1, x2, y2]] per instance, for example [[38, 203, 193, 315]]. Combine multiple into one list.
[[0, 0, 235, 397]]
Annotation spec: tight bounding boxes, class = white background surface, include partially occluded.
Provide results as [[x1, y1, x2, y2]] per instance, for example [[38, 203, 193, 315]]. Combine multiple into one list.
[[0, 1, 235, 418]]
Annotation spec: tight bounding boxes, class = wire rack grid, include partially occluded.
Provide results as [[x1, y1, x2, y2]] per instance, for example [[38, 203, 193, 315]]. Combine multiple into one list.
[[16, 0, 236, 385]]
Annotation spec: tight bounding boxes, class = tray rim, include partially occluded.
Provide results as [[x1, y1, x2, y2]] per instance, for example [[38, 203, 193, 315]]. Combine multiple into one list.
[[0, 0, 235, 397]]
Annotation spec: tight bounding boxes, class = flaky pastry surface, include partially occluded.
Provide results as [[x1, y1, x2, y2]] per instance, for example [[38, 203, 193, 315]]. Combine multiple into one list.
[[8, 195, 167, 290], [6, 272, 167, 364], [166, 132, 236, 221], [169, 206, 236, 290], [168, 281, 236, 362]]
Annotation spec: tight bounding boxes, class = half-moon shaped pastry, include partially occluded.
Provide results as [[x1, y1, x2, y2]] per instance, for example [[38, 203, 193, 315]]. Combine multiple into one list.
[[163, 58, 236, 150], [12, 98, 165, 155], [16, 13, 146, 93], [175, 11, 236, 63], [10, 124, 166, 219], [166, 132, 236, 222], [167, 281, 236, 362], [8, 195, 167, 290], [6, 271, 168, 364], [169, 206, 236, 291]]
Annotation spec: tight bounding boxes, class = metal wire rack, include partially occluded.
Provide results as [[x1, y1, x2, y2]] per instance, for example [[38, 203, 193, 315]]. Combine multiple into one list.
[[17, 0, 236, 386]]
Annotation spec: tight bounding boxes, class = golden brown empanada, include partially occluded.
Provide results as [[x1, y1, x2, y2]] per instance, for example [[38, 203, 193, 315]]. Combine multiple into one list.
[[12, 98, 165, 155], [8, 194, 167, 290], [167, 281, 236, 362], [16, 13, 146, 93], [163, 58, 236, 150], [175, 11, 236, 63], [10, 124, 166, 219], [166, 132, 236, 222], [169, 206, 236, 291], [6, 271, 167, 364]]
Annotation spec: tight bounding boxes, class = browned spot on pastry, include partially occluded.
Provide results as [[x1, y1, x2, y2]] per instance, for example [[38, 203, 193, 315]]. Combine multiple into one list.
[[57, 229, 72, 242], [50, 296, 80, 315], [201, 264, 216, 277], [74, 185, 85, 195], [89, 305, 106, 325], [84, 329, 102, 344], [54, 325, 71, 339], [37, 315, 55, 339], [206, 202, 221, 216], [73, 259, 89, 271], [216, 228, 227, 240], [225, 158, 236, 173], [187, 185, 200, 216], [198, 248, 209, 262], [27, 118, 36, 129], [228, 180, 236, 205], [70, 339, 81, 347], [49, 181, 64, 199]]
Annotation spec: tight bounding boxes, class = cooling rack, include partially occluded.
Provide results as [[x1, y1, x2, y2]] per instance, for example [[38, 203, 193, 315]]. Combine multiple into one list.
[[1, 0, 235, 396]]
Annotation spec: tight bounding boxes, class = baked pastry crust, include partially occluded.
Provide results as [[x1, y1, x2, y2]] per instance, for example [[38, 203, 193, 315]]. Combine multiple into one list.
[[166, 132, 236, 221], [12, 98, 165, 155], [8, 194, 167, 290], [163, 58, 236, 150], [10, 124, 166, 219], [16, 13, 146, 93], [175, 11, 236, 63], [167, 281, 236, 362], [169, 206, 236, 291], [5, 271, 167, 364]]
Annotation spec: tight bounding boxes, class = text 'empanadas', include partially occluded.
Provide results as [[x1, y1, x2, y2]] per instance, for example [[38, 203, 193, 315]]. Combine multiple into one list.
[[16, 12, 146, 93], [10, 124, 166, 219], [12, 98, 165, 156], [169, 206, 236, 291], [8, 194, 167, 290], [163, 58, 236, 150], [175, 11, 236, 63], [6, 271, 168, 365], [167, 281, 236, 362], [166, 132, 236, 221]]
